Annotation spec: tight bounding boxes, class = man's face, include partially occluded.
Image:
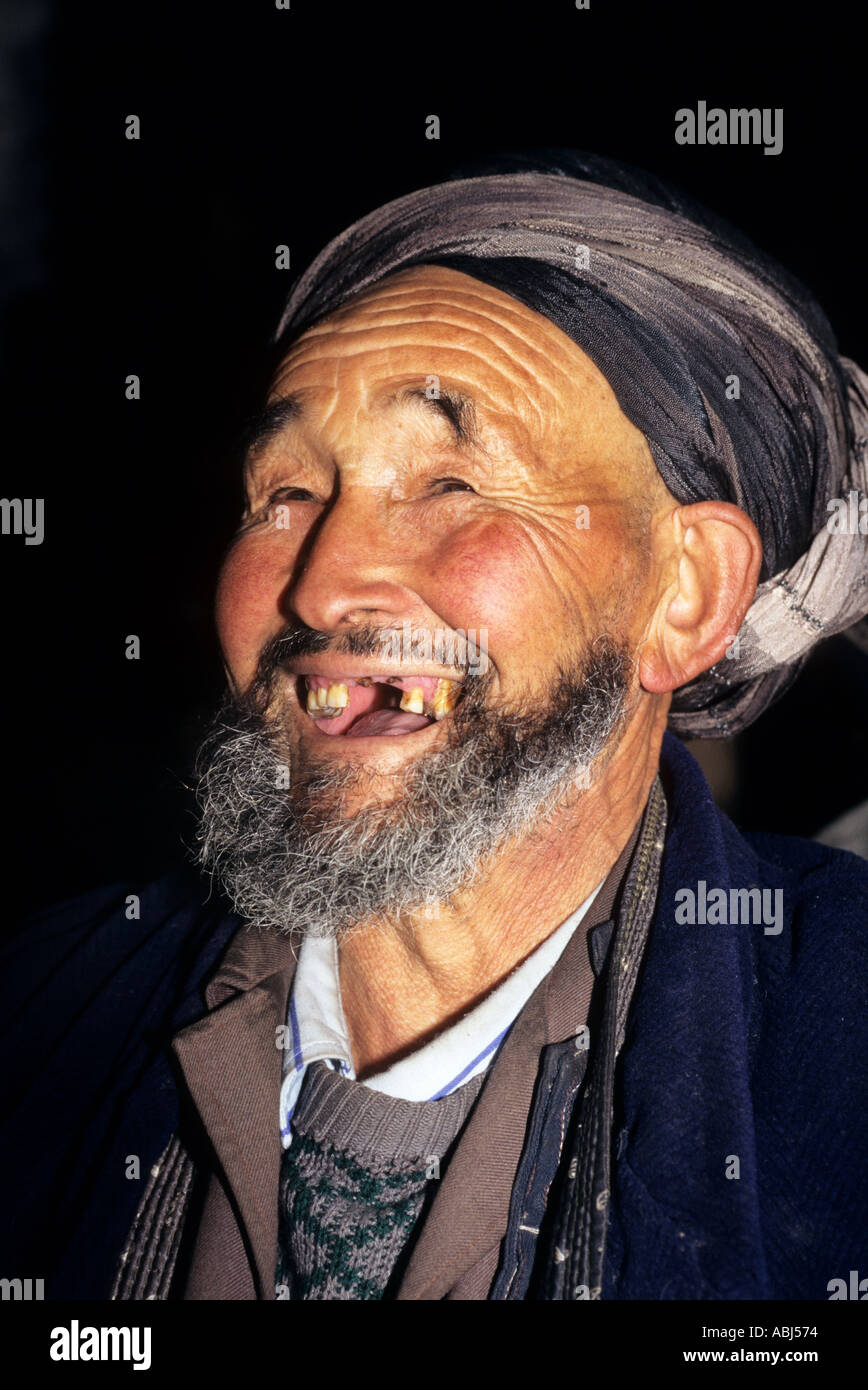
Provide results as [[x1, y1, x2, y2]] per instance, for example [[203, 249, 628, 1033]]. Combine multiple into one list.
[[199, 265, 670, 935], [217, 266, 661, 795]]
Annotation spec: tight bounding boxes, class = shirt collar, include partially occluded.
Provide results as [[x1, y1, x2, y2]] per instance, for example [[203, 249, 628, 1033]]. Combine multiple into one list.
[[279, 881, 603, 1147]]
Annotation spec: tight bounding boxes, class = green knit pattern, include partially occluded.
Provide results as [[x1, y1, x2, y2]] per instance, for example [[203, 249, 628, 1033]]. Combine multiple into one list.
[[275, 1129, 435, 1300]]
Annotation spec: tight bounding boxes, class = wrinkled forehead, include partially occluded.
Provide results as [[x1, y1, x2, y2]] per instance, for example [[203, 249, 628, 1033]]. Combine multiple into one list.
[[265, 264, 655, 475]]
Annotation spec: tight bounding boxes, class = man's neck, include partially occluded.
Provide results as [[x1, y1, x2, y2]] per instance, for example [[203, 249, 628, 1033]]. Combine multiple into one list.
[[338, 706, 667, 1078]]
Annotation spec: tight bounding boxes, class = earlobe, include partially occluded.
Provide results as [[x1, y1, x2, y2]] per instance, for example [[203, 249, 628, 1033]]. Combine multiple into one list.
[[638, 501, 762, 695]]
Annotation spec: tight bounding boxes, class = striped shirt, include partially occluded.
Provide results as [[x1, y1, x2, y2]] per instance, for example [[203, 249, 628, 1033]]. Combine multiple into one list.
[[279, 882, 603, 1147]]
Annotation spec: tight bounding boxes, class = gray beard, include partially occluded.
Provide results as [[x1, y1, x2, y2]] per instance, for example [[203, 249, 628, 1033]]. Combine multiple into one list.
[[194, 635, 632, 939]]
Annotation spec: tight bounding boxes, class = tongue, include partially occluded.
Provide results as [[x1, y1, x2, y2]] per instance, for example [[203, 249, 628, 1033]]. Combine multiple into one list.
[[346, 709, 432, 738]]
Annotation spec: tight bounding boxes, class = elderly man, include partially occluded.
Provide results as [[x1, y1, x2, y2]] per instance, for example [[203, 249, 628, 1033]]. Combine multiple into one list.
[[2, 151, 867, 1302]]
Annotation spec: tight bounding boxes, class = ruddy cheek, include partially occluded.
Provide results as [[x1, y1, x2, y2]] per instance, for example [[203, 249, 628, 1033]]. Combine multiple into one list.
[[215, 538, 286, 686], [434, 526, 541, 645]]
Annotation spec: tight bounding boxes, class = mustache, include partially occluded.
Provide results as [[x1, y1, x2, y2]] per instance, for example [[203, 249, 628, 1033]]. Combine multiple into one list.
[[247, 622, 488, 708]]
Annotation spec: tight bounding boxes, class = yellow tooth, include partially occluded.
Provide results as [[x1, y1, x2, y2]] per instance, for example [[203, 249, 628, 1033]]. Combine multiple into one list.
[[431, 678, 460, 720], [306, 684, 346, 718], [399, 687, 425, 714]]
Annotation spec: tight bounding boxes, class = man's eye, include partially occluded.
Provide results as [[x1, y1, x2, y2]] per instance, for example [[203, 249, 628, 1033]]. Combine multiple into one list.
[[429, 477, 475, 495], [267, 487, 317, 504], [238, 486, 318, 530]]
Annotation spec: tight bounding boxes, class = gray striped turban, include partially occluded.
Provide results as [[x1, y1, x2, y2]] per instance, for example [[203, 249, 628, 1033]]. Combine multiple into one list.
[[275, 150, 868, 738]]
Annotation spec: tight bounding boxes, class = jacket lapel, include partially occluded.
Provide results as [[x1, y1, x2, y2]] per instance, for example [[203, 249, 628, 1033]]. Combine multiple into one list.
[[172, 929, 298, 1300]]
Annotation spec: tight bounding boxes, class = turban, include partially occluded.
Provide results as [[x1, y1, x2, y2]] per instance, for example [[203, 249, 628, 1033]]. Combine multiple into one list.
[[275, 150, 868, 738]]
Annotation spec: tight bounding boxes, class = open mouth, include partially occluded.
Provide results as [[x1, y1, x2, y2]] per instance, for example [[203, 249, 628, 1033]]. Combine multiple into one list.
[[298, 675, 463, 738]]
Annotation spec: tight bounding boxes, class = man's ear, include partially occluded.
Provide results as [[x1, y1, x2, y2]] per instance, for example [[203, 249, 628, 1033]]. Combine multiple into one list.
[[639, 500, 762, 694]]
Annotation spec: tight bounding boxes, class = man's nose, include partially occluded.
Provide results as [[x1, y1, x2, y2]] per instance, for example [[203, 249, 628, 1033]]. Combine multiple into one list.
[[286, 488, 424, 633]]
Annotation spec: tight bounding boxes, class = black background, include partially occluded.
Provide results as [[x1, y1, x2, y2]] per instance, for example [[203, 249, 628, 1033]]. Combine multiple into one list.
[[1, 0, 866, 923]]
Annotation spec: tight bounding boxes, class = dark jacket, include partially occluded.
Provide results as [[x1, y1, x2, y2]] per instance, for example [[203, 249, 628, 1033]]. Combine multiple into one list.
[[1, 733, 866, 1299]]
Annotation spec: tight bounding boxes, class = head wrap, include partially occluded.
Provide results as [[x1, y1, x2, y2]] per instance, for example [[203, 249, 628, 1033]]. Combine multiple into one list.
[[275, 150, 868, 737]]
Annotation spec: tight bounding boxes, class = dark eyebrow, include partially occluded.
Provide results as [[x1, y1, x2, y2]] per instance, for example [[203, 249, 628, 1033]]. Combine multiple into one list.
[[243, 383, 487, 459], [243, 394, 305, 457], [387, 385, 485, 455]]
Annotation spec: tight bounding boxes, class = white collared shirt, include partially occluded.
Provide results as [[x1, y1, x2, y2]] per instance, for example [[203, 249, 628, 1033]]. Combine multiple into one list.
[[279, 882, 603, 1148]]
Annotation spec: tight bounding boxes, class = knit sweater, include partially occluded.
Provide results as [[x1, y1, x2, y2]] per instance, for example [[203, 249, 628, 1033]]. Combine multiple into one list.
[[275, 1060, 486, 1300]]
